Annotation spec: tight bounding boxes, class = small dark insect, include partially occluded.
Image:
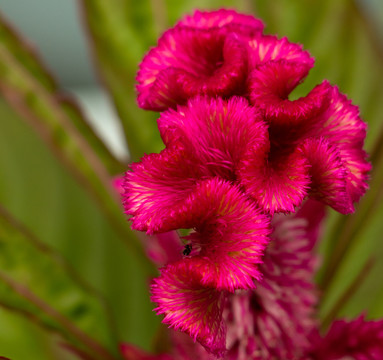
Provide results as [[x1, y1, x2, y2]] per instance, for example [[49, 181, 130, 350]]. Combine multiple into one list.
[[183, 244, 192, 256]]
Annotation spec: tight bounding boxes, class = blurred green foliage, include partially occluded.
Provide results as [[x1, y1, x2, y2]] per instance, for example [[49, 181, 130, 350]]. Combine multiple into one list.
[[0, 0, 382, 359]]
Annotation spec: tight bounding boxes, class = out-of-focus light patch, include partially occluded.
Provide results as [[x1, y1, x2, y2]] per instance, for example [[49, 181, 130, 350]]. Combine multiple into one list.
[[357, 0, 383, 41], [68, 86, 130, 161], [0, 0, 97, 87]]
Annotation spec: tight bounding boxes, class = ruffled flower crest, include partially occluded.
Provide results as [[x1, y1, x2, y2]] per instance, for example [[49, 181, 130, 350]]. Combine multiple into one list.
[[136, 9, 265, 111], [150, 178, 271, 355], [124, 8, 372, 358], [124, 96, 269, 232], [244, 55, 370, 213]]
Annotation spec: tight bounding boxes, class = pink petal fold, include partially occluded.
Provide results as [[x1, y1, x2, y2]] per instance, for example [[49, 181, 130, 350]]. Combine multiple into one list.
[[149, 178, 271, 290], [178, 9, 264, 35], [314, 86, 371, 204], [238, 144, 311, 214], [249, 61, 329, 131], [158, 96, 268, 179], [247, 35, 314, 70], [151, 261, 227, 357], [124, 147, 201, 233], [137, 27, 248, 111], [300, 137, 354, 214]]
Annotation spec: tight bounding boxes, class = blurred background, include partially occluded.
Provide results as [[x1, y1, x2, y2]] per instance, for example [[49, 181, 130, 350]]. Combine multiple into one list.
[[0, 0, 382, 359]]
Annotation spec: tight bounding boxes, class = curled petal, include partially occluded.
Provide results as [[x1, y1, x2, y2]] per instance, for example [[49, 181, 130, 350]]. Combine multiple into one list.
[[300, 137, 354, 214], [316, 86, 371, 203], [178, 9, 264, 35], [163, 178, 271, 290], [126, 172, 271, 285], [158, 96, 268, 179], [137, 27, 248, 111], [151, 261, 227, 357], [238, 144, 311, 214], [249, 61, 331, 137], [247, 35, 314, 70], [124, 147, 202, 233]]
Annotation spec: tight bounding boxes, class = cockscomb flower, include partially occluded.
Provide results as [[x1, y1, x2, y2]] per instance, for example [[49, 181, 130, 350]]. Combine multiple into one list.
[[124, 8, 372, 358], [135, 9, 370, 214], [126, 94, 368, 229]]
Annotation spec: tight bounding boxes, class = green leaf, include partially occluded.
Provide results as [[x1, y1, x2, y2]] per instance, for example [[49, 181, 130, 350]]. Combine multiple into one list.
[[0, 206, 119, 360], [0, 36, 151, 267], [0, 12, 125, 175], [0, 99, 159, 357]]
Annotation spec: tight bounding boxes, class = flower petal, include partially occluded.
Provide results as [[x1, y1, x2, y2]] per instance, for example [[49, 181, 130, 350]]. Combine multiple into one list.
[[151, 261, 227, 357], [300, 137, 354, 214], [137, 27, 248, 111], [315, 86, 371, 204], [238, 144, 311, 214], [146, 178, 270, 290], [182, 179, 271, 290], [123, 147, 202, 233], [158, 96, 268, 179], [247, 35, 314, 70], [126, 171, 271, 285], [249, 61, 331, 139], [178, 9, 264, 35]]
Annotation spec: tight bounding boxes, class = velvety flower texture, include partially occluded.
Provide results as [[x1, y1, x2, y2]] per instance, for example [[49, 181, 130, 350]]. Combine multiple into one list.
[[223, 200, 323, 360], [122, 200, 322, 359], [133, 9, 370, 215], [125, 8, 372, 358], [245, 65, 371, 214], [127, 91, 369, 220], [137, 10, 264, 110], [150, 178, 270, 356], [121, 202, 383, 360]]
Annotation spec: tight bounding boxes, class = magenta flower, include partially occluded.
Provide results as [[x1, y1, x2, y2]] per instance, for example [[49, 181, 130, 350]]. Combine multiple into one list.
[[149, 178, 270, 356], [124, 8, 373, 358], [135, 9, 370, 214], [223, 200, 324, 359], [308, 315, 383, 360], [126, 94, 368, 227], [243, 58, 371, 213], [122, 200, 325, 359], [124, 96, 268, 233]]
